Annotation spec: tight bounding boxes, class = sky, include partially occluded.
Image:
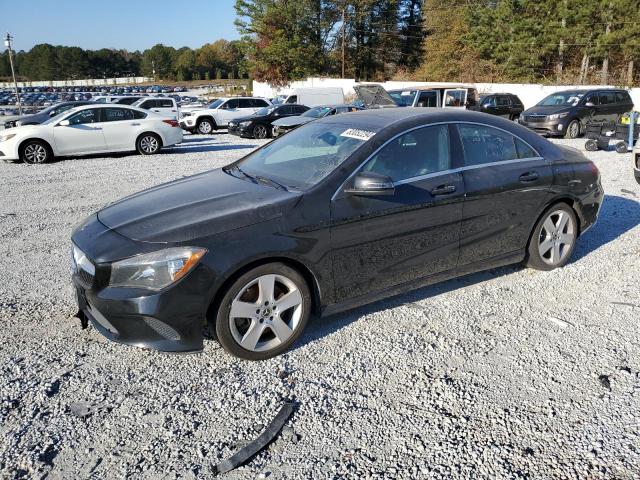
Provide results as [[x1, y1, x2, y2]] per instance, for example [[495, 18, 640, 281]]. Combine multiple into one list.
[[0, 0, 240, 52]]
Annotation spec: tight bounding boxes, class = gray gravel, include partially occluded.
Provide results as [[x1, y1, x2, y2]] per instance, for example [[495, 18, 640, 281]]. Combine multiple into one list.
[[1, 134, 639, 479]]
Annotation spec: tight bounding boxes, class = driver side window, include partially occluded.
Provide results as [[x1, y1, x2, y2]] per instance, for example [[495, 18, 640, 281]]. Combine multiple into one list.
[[363, 125, 451, 182], [66, 109, 101, 125]]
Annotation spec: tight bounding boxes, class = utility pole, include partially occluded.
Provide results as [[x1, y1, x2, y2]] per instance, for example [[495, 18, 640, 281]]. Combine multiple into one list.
[[4, 33, 23, 115], [341, 7, 346, 79]]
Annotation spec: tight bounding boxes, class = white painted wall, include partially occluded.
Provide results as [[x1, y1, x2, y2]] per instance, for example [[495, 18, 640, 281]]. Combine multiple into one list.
[[0, 77, 152, 88], [253, 77, 640, 110]]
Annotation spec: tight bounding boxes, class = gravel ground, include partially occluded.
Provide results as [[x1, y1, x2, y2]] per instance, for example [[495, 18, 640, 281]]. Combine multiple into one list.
[[0, 134, 639, 479]]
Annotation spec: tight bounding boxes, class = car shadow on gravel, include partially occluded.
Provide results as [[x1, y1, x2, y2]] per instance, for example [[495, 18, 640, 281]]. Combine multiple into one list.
[[168, 144, 258, 153], [571, 194, 640, 262], [295, 265, 520, 351], [296, 194, 640, 350]]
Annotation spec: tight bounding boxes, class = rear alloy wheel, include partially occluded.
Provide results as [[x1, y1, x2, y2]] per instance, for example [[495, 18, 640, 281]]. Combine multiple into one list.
[[253, 124, 268, 139], [216, 263, 311, 360], [566, 120, 581, 139], [136, 133, 161, 155], [21, 140, 51, 164], [197, 119, 214, 134], [526, 204, 577, 271]]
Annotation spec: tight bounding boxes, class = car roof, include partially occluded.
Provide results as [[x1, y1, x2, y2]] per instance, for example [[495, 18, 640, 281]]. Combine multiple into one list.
[[63, 104, 152, 115], [389, 85, 475, 92]]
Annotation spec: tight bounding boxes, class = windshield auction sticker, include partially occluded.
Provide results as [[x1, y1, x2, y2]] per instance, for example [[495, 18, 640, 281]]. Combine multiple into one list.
[[340, 128, 376, 141]]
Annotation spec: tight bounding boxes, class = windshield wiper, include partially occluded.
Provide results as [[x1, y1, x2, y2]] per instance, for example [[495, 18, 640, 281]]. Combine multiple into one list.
[[224, 164, 257, 182], [254, 175, 289, 191]]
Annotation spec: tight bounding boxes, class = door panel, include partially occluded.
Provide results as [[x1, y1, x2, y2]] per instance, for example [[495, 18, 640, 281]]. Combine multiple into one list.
[[101, 108, 138, 150], [54, 108, 106, 154], [331, 173, 464, 301], [456, 123, 552, 265]]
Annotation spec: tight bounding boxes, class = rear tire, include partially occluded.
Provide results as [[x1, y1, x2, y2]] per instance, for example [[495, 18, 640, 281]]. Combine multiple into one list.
[[136, 133, 161, 155], [526, 203, 578, 271], [215, 263, 311, 360], [20, 140, 51, 164]]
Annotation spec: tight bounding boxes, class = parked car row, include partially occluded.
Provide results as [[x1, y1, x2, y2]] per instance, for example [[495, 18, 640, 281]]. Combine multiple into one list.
[[0, 105, 182, 164]]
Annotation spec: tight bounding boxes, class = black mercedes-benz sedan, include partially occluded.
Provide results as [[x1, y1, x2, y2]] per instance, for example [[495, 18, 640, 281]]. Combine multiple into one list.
[[227, 104, 310, 139], [71, 109, 603, 360]]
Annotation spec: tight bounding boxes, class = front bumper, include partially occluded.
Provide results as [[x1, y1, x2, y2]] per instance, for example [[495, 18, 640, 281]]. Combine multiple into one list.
[[179, 118, 196, 133], [71, 216, 210, 352], [519, 117, 566, 136]]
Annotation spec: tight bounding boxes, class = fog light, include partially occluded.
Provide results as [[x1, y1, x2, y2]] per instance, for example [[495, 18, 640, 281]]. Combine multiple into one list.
[[557, 124, 564, 131]]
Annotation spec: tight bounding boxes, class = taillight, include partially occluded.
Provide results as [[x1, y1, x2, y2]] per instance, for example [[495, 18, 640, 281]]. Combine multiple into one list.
[[163, 120, 179, 127], [588, 161, 599, 177]]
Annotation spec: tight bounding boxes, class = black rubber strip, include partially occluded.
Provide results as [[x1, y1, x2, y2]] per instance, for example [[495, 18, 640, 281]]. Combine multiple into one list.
[[215, 402, 295, 474]]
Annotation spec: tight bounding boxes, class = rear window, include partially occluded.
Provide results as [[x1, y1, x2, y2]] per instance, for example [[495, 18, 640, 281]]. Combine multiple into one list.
[[615, 91, 631, 104], [158, 99, 174, 108]]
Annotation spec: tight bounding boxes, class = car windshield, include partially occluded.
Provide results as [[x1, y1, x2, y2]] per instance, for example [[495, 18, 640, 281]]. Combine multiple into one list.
[[255, 106, 276, 116], [537, 92, 584, 107], [208, 99, 225, 109], [302, 106, 332, 118], [389, 90, 417, 107], [232, 122, 375, 190]]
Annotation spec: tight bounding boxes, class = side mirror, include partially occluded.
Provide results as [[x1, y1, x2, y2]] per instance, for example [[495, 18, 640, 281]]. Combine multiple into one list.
[[344, 172, 395, 196], [585, 101, 595, 107], [49, 110, 57, 116], [58, 120, 70, 126]]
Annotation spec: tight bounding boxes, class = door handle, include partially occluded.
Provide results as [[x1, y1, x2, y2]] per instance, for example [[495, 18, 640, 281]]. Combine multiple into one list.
[[92, 127, 103, 130], [131, 122, 140, 126], [431, 184, 456, 195], [519, 171, 539, 182]]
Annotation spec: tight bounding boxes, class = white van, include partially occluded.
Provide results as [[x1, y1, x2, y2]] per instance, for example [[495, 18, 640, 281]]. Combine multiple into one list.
[[282, 88, 344, 107]]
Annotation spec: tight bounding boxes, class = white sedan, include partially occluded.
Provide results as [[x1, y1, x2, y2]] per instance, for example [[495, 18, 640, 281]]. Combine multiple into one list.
[[0, 104, 183, 164]]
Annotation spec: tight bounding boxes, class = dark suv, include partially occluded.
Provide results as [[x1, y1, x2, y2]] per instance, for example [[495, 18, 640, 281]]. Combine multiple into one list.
[[519, 89, 634, 138], [473, 93, 524, 120]]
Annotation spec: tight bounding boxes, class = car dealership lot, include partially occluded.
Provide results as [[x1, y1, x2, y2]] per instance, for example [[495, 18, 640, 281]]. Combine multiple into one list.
[[0, 135, 639, 478]]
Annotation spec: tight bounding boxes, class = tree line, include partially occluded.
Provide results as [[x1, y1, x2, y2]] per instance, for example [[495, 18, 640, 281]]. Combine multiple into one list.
[[234, 0, 640, 86], [0, 40, 247, 82], [2, 1, 638, 86]]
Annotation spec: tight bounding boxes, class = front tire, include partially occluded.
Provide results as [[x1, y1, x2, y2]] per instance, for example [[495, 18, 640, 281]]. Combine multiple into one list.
[[215, 263, 311, 360], [20, 140, 51, 164], [196, 118, 215, 135], [136, 133, 161, 155], [526, 203, 578, 271], [566, 120, 581, 139], [252, 124, 268, 139]]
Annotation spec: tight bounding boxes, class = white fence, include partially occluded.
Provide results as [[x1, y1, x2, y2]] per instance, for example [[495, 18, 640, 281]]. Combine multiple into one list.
[[0, 77, 153, 88], [253, 77, 640, 110]]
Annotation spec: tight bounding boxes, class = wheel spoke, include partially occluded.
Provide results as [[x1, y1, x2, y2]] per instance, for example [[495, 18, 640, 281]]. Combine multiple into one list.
[[542, 217, 556, 235], [539, 238, 554, 256], [557, 211, 569, 232], [270, 317, 292, 343], [558, 233, 573, 245], [275, 289, 302, 312], [552, 243, 561, 263], [258, 275, 276, 304], [240, 320, 265, 350], [230, 300, 258, 319]]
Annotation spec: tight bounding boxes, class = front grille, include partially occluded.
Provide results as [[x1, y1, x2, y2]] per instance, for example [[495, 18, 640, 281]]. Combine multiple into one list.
[[524, 114, 546, 123]]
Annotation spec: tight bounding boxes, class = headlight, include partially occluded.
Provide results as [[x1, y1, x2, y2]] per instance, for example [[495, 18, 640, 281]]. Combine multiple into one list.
[[180, 112, 192, 118], [109, 247, 206, 290], [547, 113, 568, 121], [239, 121, 252, 127], [0, 133, 16, 142]]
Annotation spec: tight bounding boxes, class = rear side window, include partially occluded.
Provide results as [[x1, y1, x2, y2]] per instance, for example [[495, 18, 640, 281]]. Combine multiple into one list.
[[104, 108, 134, 122], [515, 138, 538, 159], [615, 91, 631, 104], [458, 124, 519, 166], [599, 92, 615, 105], [252, 99, 270, 108], [133, 110, 147, 119], [496, 96, 510, 107], [363, 125, 451, 182], [417, 91, 438, 107], [139, 100, 155, 109], [158, 99, 173, 108], [293, 105, 308, 114], [225, 99, 239, 109], [238, 99, 253, 108]]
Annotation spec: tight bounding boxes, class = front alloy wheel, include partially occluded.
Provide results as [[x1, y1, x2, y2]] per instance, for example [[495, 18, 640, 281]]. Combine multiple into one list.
[[527, 204, 577, 270], [253, 124, 268, 139], [566, 120, 581, 139], [216, 263, 311, 360], [21, 140, 51, 164], [197, 119, 213, 134]]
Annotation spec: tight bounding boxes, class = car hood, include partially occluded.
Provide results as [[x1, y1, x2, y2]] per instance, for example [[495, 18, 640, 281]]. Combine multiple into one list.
[[523, 105, 574, 116], [353, 84, 398, 109], [97, 168, 298, 243], [230, 114, 262, 124], [3, 113, 33, 124], [272, 116, 313, 127]]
